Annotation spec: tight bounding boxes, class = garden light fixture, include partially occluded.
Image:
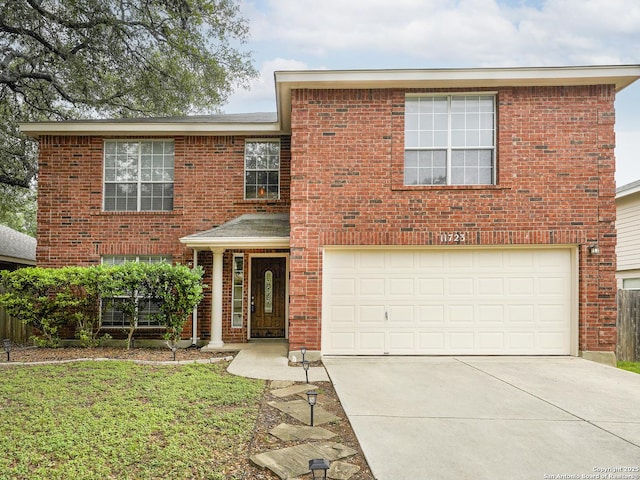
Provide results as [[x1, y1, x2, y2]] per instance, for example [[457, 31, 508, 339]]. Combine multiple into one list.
[[309, 458, 330, 479], [302, 360, 310, 383], [300, 346, 307, 362], [3, 339, 11, 362], [306, 390, 318, 426]]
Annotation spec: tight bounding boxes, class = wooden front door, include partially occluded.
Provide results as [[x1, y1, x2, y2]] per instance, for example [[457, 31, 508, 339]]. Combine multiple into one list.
[[250, 257, 286, 338]]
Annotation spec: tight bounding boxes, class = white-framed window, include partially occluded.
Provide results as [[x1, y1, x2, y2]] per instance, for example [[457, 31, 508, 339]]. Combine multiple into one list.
[[244, 140, 280, 200], [104, 140, 174, 211], [101, 255, 171, 328], [231, 254, 244, 328], [404, 95, 496, 186], [622, 278, 640, 290]]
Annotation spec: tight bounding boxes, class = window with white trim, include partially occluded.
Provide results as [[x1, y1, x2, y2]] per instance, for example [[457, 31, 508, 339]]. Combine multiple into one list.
[[231, 255, 244, 328], [404, 95, 495, 186], [244, 140, 280, 200], [101, 255, 171, 328], [622, 278, 640, 290], [104, 140, 174, 211]]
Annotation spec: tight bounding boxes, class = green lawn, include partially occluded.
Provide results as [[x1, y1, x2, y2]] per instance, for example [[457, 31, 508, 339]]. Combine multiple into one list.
[[0, 362, 264, 480], [618, 361, 640, 375]]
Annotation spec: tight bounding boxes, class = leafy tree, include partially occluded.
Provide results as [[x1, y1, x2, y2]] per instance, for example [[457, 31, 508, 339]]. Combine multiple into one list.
[[0, 184, 37, 235], [0, 0, 256, 190]]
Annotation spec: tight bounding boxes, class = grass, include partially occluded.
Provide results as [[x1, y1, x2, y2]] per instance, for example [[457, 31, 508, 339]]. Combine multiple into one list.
[[0, 362, 264, 480], [618, 361, 640, 375]]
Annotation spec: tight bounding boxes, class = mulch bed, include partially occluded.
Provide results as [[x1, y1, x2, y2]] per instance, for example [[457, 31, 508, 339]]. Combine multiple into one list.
[[2, 346, 375, 479]]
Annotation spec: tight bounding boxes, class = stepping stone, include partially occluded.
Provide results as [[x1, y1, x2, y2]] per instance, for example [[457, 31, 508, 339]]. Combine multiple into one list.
[[271, 383, 318, 398], [268, 399, 340, 426], [328, 461, 360, 480], [270, 380, 295, 389], [251, 442, 357, 479], [270, 423, 337, 441]]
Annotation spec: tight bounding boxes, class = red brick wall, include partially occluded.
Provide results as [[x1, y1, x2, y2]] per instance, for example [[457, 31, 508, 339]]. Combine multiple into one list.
[[37, 134, 291, 341], [288, 85, 617, 353]]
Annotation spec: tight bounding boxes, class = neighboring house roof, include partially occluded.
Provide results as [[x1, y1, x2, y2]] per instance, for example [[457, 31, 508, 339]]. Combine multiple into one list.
[[180, 214, 290, 249], [20, 64, 640, 138], [616, 179, 640, 199], [0, 224, 36, 265]]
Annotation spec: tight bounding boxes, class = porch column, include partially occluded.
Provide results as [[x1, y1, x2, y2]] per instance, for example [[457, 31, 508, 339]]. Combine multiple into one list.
[[206, 247, 225, 349]]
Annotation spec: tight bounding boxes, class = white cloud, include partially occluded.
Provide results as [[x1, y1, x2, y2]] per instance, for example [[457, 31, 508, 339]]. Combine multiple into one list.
[[241, 0, 640, 66]]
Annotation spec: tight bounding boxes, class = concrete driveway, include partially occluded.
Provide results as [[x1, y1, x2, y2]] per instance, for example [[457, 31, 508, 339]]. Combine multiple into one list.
[[323, 356, 640, 480]]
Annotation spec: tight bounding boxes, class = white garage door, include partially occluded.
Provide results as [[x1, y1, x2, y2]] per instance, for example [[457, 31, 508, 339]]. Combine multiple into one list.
[[322, 248, 574, 355]]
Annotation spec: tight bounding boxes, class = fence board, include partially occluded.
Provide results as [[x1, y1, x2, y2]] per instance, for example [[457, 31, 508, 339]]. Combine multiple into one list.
[[617, 289, 640, 362], [0, 286, 32, 344]]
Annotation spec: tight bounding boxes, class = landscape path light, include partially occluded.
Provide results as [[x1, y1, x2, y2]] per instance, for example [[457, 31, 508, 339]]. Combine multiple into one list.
[[300, 346, 307, 362], [3, 339, 11, 362], [309, 458, 330, 479], [302, 360, 310, 383], [306, 390, 318, 426]]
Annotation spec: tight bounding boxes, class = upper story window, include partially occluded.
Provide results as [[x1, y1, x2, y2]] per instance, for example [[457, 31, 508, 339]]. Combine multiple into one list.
[[404, 95, 495, 186], [104, 140, 174, 211], [245, 140, 280, 200]]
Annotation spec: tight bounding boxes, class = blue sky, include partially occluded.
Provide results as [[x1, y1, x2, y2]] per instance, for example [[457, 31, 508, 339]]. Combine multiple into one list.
[[222, 0, 640, 187]]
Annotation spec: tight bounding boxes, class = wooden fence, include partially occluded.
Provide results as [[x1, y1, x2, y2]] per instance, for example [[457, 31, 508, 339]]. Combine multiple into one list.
[[617, 289, 640, 362], [0, 286, 32, 344]]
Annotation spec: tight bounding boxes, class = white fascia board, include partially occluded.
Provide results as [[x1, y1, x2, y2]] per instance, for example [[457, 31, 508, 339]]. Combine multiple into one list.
[[617, 184, 640, 200], [179, 236, 290, 249], [275, 65, 640, 91], [19, 120, 282, 138]]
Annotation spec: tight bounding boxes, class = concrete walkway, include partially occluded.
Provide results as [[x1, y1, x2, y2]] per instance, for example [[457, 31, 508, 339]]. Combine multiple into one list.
[[226, 342, 330, 382], [324, 356, 640, 480]]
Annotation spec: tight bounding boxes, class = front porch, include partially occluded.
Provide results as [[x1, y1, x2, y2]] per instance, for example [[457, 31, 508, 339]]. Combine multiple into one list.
[[180, 213, 291, 350]]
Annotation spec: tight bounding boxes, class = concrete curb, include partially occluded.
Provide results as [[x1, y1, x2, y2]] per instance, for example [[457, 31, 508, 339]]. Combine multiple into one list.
[[0, 355, 235, 367]]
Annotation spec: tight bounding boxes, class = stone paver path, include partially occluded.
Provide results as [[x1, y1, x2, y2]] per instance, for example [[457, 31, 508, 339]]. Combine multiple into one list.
[[250, 442, 357, 480], [269, 423, 337, 441], [328, 461, 361, 480], [268, 399, 340, 426], [270, 383, 318, 398]]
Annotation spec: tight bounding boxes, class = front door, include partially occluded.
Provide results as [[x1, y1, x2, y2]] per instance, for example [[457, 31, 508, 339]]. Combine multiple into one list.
[[250, 257, 286, 338]]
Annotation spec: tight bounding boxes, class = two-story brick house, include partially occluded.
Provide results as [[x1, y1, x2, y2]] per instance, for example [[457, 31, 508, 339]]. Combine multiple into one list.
[[21, 65, 640, 362]]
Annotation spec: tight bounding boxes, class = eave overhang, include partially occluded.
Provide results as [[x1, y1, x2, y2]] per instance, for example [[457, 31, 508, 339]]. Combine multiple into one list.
[[180, 236, 290, 250], [275, 65, 640, 133], [20, 65, 640, 138]]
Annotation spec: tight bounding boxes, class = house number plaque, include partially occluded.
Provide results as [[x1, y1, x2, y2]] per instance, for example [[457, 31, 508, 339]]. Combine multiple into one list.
[[439, 232, 466, 243]]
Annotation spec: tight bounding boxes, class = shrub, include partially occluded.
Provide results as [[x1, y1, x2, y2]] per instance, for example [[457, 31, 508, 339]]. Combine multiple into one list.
[[0, 263, 204, 348]]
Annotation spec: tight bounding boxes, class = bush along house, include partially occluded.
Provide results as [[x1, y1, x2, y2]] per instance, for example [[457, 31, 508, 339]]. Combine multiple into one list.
[[21, 65, 640, 364]]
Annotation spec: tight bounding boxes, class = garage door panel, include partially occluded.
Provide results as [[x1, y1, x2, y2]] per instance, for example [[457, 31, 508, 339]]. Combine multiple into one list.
[[419, 278, 444, 295], [388, 305, 414, 323], [360, 278, 385, 296], [322, 248, 573, 355], [478, 305, 505, 323], [389, 278, 414, 296], [330, 278, 355, 296], [359, 331, 385, 352], [449, 278, 474, 295], [418, 305, 445, 322], [478, 278, 504, 295], [360, 305, 385, 324], [331, 305, 356, 324], [388, 332, 415, 352], [478, 332, 505, 350]]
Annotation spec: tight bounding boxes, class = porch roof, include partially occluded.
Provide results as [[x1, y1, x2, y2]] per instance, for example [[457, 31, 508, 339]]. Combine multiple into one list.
[[179, 213, 290, 249]]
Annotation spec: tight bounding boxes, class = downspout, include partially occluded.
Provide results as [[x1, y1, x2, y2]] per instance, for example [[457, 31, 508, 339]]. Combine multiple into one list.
[[191, 249, 199, 347]]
